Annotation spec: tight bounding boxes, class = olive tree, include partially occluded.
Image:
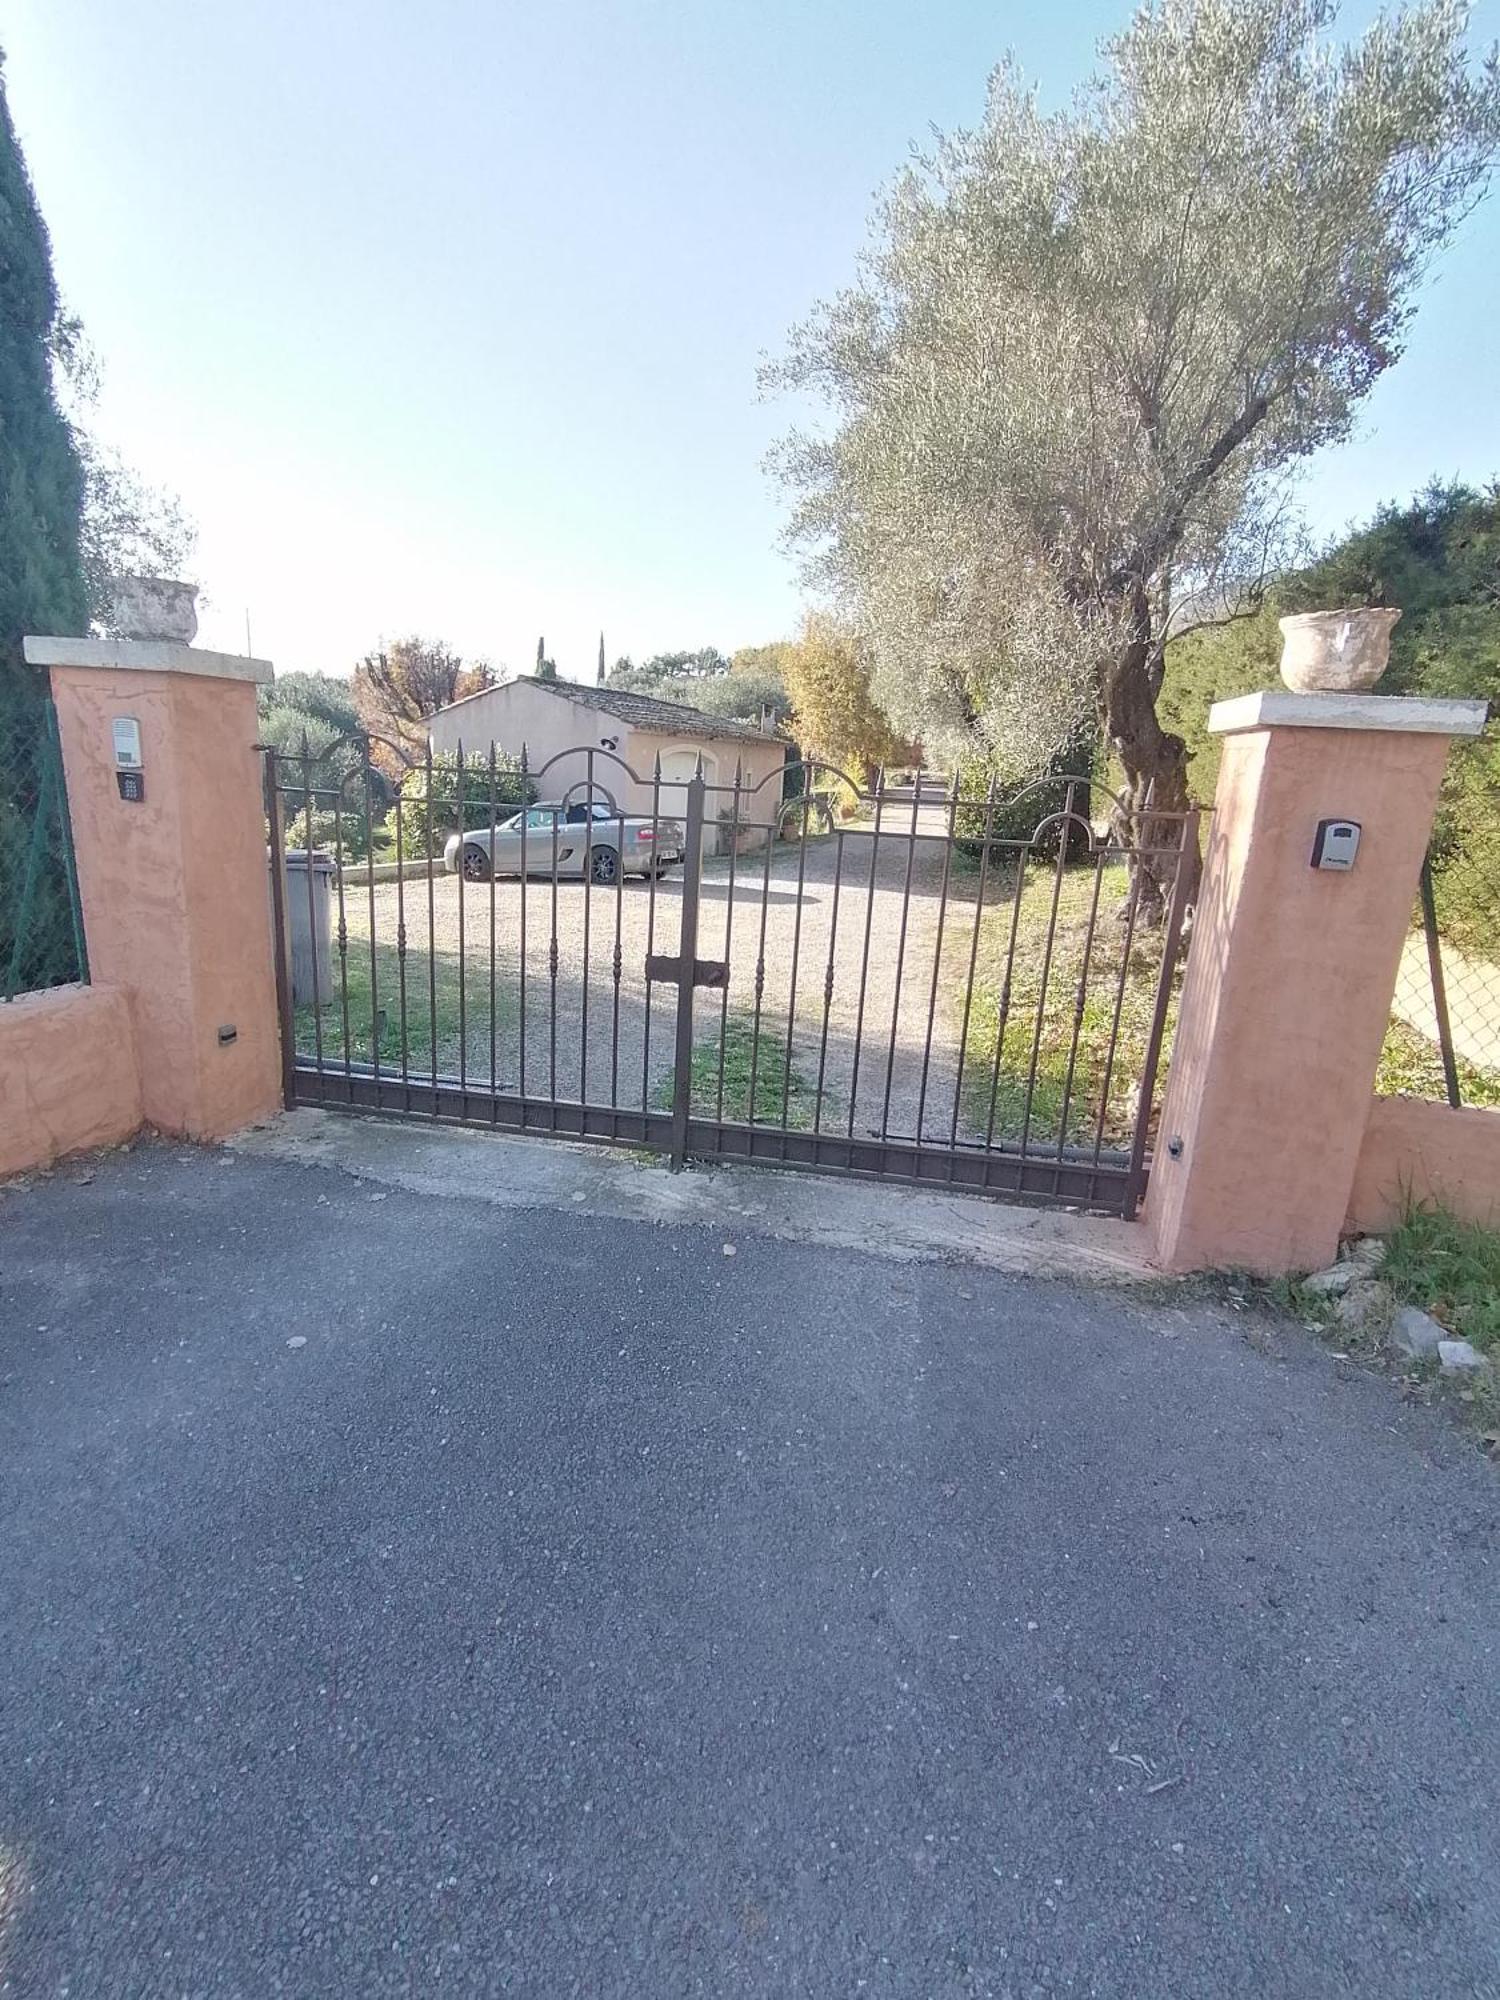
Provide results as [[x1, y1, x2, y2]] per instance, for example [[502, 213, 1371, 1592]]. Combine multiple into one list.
[[766, 0, 1500, 909]]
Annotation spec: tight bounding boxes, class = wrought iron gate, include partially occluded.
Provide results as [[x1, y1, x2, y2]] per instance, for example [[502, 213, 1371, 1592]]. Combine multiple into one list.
[[266, 740, 1196, 1216]]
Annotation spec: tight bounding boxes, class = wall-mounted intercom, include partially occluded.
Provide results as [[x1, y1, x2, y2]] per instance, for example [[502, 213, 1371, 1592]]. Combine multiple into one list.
[[112, 716, 145, 802], [1311, 818, 1361, 871]]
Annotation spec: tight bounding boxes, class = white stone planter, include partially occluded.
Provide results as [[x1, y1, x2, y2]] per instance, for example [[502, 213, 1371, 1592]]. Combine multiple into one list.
[[1278, 607, 1401, 693], [103, 576, 199, 644]]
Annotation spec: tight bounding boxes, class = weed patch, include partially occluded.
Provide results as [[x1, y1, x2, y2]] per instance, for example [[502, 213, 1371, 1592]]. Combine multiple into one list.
[[1380, 1203, 1500, 1354]]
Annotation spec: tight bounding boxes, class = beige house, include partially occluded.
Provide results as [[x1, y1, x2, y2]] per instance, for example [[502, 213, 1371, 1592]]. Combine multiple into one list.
[[427, 676, 788, 854]]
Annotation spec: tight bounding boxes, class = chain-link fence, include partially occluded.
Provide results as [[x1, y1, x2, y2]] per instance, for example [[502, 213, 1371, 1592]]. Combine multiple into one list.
[[1378, 739, 1499, 1108], [1, 686, 87, 1001]]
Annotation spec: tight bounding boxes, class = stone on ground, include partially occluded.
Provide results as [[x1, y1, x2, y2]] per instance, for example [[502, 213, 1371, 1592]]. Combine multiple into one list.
[[1303, 1262, 1360, 1296], [1392, 1307, 1446, 1360], [1438, 1338, 1489, 1374], [1332, 1279, 1390, 1328]]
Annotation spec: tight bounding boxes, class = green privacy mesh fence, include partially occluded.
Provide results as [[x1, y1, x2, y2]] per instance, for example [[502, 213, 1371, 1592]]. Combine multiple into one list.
[[1, 687, 87, 1000]]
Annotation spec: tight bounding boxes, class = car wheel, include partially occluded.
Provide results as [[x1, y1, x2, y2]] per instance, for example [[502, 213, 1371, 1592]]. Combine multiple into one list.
[[461, 844, 491, 882], [590, 845, 619, 885]]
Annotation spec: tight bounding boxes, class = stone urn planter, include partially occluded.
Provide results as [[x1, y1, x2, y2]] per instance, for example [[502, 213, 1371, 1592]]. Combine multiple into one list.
[[103, 575, 199, 644], [1278, 606, 1401, 693]]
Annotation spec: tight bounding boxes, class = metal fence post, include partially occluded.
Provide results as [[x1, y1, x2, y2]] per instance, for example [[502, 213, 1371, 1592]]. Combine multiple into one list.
[[668, 770, 707, 1169], [46, 698, 88, 984], [263, 749, 297, 1110], [1418, 856, 1462, 1110], [1123, 806, 1200, 1220]]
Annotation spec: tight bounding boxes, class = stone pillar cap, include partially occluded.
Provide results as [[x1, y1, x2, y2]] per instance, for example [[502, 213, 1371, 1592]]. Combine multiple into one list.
[[1209, 689, 1488, 737], [24, 635, 273, 686]]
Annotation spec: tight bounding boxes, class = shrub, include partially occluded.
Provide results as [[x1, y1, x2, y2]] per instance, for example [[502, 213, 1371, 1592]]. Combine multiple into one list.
[[281, 805, 373, 864], [395, 751, 533, 858], [952, 763, 1097, 865]]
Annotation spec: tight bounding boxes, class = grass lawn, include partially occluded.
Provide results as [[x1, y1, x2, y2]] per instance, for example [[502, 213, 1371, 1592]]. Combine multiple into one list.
[[953, 852, 1500, 1151], [1374, 1017, 1500, 1108], [673, 1013, 822, 1128], [951, 856, 1177, 1151], [1381, 1204, 1500, 1355], [294, 940, 517, 1076]]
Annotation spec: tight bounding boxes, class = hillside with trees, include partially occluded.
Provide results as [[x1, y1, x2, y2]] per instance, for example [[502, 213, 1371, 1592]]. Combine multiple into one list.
[[606, 644, 792, 727], [1164, 478, 1499, 944]]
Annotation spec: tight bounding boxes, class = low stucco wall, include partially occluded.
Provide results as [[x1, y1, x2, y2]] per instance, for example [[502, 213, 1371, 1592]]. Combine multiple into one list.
[[1347, 1095, 1500, 1233], [0, 984, 143, 1177]]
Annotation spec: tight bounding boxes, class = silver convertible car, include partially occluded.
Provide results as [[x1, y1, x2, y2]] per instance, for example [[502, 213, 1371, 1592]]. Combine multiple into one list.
[[443, 800, 685, 885]]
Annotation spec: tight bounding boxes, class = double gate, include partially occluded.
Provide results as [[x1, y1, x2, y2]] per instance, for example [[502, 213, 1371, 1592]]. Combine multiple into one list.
[[266, 741, 1195, 1216]]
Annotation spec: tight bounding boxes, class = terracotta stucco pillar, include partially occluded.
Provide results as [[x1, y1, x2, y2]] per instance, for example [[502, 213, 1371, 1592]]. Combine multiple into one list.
[[1143, 690, 1488, 1276], [25, 636, 282, 1141]]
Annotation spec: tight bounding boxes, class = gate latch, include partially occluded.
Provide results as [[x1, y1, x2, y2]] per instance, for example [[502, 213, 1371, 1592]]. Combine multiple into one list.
[[646, 953, 728, 990]]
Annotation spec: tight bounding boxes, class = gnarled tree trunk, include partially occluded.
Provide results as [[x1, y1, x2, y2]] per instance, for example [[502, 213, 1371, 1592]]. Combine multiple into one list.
[[1098, 580, 1200, 923]]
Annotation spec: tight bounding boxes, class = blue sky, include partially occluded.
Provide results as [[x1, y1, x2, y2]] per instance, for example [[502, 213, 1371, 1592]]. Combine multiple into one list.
[[5, 0, 1498, 681]]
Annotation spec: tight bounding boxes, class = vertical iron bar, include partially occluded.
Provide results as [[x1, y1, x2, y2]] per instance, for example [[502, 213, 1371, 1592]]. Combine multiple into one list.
[[580, 752, 594, 1104], [332, 772, 352, 1093], [846, 768, 886, 1140], [488, 744, 498, 1093], [948, 776, 997, 1161], [778, 766, 817, 1137], [362, 750, 380, 1085], [1419, 856, 1462, 1109], [983, 845, 1032, 1150], [1091, 848, 1146, 1177], [1015, 785, 1075, 1161], [611, 790, 625, 1111], [548, 805, 560, 1113], [519, 747, 529, 1100], [668, 770, 707, 1167], [1122, 810, 1199, 1219], [263, 750, 296, 1109], [715, 762, 743, 1123], [424, 739, 438, 1096], [812, 808, 848, 1136], [301, 733, 324, 1073], [1052, 842, 1107, 1170], [744, 782, 779, 1129], [641, 755, 662, 1113], [456, 741, 467, 1091], [878, 775, 922, 1142], [394, 771, 411, 1110], [914, 777, 960, 1150]]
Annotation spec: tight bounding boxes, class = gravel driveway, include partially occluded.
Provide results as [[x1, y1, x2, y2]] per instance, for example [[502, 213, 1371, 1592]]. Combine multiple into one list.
[[323, 811, 988, 1143]]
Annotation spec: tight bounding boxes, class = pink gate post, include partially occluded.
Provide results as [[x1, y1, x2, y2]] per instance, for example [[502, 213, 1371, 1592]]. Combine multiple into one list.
[[25, 636, 283, 1142], [1144, 690, 1488, 1275]]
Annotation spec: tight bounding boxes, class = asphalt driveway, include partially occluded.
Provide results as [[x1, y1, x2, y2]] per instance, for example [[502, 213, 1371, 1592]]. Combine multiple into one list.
[[2, 1142, 1498, 1997]]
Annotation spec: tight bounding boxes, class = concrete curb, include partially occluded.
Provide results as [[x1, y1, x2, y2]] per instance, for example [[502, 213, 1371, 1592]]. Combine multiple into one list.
[[229, 1107, 1159, 1283], [337, 859, 441, 886]]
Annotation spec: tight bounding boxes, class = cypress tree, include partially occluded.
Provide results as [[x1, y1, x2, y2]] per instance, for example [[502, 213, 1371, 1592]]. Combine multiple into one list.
[[0, 50, 90, 991], [0, 57, 87, 658]]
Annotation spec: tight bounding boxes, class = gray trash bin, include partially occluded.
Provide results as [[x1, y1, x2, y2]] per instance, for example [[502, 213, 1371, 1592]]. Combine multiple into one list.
[[283, 849, 336, 1007]]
